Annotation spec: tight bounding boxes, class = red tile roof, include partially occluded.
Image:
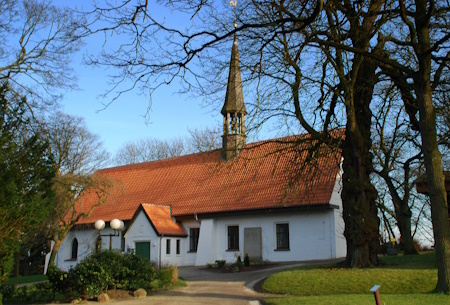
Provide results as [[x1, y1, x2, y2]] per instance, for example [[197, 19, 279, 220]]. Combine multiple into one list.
[[140, 204, 186, 236], [75, 132, 343, 225]]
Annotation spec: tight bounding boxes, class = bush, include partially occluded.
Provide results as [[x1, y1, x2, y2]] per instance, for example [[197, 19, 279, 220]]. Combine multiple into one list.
[[3, 252, 179, 303], [48, 250, 157, 299], [154, 265, 177, 289], [47, 263, 73, 297], [71, 256, 113, 297], [244, 253, 250, 267], [215, 260, 226, 268], [1, 282, 54, 304], [1, 283, 14, 301], [124, 255, 156, 290], [235, 255, 243, 270]]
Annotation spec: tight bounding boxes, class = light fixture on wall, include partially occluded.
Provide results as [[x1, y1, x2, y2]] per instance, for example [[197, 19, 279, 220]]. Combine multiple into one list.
[[95, 218, 124, 250]]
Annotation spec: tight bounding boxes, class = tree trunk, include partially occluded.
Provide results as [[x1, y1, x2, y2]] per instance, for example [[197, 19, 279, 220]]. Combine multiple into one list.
[[49, 238, 63, 265], [395, 201, 418, 255], [414, 0, 450, 292], [342, 58, 380, 267], [416, 86, 450, 292]]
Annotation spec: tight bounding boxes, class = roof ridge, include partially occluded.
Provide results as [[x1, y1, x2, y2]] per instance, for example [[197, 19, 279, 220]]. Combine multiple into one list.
[[97, 129, 344, 174], [141, 203, 171, 209], [97, 149, 222, 173]]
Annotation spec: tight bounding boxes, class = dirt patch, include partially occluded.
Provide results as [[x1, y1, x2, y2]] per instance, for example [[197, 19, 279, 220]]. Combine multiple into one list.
[[105, 289, 134, 301]]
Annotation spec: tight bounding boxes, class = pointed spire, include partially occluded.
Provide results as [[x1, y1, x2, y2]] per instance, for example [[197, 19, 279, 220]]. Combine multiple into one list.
[[221, 34, 247, 161], [221, 34, 247, 116]]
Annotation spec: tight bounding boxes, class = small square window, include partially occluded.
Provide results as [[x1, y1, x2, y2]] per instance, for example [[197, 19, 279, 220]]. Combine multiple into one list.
[[227, 225, 239, 250], [276, 223, 289, 250]]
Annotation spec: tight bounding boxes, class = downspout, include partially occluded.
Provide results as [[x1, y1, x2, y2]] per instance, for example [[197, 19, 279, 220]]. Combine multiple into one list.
[[159, 234, 164, 270]]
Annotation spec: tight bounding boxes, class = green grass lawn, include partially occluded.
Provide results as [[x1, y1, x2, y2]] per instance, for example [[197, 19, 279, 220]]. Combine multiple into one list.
[[262, 252, 449, 305], [5, 274, 48, 286]]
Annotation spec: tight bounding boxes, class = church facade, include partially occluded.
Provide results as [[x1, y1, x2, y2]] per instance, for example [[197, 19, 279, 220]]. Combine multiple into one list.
[[53, 35, 346, 271]]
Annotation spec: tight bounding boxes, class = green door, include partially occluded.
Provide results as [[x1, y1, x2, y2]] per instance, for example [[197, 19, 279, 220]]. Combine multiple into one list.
[[135, 242, 151, 260]]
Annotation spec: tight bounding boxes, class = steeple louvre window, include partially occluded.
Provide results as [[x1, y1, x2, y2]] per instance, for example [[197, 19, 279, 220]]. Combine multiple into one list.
[[224, 113, 245, 135]]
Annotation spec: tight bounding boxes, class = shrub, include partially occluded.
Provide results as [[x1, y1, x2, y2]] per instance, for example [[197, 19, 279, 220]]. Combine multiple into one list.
[[71, 255, 113, 297], [48, 251, 157, 299], [244, 253, 250, 267], [1, 282, 54, 304], [121, 253, 156, 290], [47, 263, 73, 297], [73, 250, 157, 294], [234, 255, 243, 270], [215, 260, 226, 268], [0, 283, 14, 301], [154, 265, 177, 289]]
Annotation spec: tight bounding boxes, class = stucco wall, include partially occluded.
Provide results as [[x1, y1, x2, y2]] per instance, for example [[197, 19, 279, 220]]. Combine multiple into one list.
[[56, 176, 346, 270], [194, 209, 344, 266], [181, 219, 201, 266], [124, 211, 193, 268], [124, 211, 160, 264], [56, 227, 123, 272]]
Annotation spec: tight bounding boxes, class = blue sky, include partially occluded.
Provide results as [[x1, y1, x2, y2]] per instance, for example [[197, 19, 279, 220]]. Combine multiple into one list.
[[60, 1, 228, 156], [61, 62, 222, 156]]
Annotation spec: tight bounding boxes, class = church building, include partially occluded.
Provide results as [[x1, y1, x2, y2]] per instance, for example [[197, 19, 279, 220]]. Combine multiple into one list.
[[53, 34, 346, 271]]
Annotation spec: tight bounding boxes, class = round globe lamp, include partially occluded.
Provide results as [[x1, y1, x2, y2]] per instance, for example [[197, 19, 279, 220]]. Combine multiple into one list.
[[110, 219, 121, 230], [95, 219, 105, 231]]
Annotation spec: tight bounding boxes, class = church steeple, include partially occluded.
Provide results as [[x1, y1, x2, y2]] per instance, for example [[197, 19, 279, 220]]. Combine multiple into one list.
[[221, 34, 247, 161]]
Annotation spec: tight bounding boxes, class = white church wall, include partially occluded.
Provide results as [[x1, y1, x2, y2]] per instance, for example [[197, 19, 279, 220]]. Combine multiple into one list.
[[56, 227, 122, 272], [124, 211, 160, 264], [195, 218, 216, 266], [180, 219, 200, 266], [194, 209, 343, 266]]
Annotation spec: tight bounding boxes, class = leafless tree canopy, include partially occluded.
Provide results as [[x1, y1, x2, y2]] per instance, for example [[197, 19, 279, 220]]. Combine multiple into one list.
[[0, 0, 85, 110], [38, 111, 113, 264], [187, 126, 222, 153], [59, 0, 449, 289], [40, 112, 110, 175], [113, 137, 187, 165], [112, 125, 222, 165]]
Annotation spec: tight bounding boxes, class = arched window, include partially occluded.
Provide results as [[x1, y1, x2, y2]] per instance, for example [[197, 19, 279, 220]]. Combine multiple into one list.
[[71, 238, 78, 260]]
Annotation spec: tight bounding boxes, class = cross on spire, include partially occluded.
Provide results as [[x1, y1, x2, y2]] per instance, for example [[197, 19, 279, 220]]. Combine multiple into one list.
[[230, 0, 237, 28]]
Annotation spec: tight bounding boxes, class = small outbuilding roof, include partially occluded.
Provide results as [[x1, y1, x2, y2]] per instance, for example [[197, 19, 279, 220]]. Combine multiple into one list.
[[135, 204, 186, 236]]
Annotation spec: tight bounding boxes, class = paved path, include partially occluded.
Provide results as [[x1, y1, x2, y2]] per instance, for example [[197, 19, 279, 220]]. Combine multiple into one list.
[[107, 259, 343, 305]]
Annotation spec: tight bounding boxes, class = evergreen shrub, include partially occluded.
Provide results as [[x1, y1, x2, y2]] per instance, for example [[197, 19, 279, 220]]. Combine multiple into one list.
[[48, 250, 157, 298]]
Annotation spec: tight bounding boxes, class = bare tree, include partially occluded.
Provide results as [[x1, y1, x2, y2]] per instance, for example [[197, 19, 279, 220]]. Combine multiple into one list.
[[38, 112, 112, 263], [187, 126, 222, 153], [112, 125, 223, 166], [375, 0, 450, 291], [113, 137, 186, 166], [371, 85, 423, 254], [43, 112, 110, 175], [0, 0, 84, 109], [80, 0, 449, 289]]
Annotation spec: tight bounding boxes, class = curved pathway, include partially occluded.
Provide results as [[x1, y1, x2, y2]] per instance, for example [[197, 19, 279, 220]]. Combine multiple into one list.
[[110, 259, 342, 305]]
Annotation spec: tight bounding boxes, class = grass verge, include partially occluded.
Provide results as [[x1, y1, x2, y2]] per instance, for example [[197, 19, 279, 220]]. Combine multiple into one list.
[[263, 294, 449, 305], [262, 252, 449, 305], [5, 274, 48, 286]]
